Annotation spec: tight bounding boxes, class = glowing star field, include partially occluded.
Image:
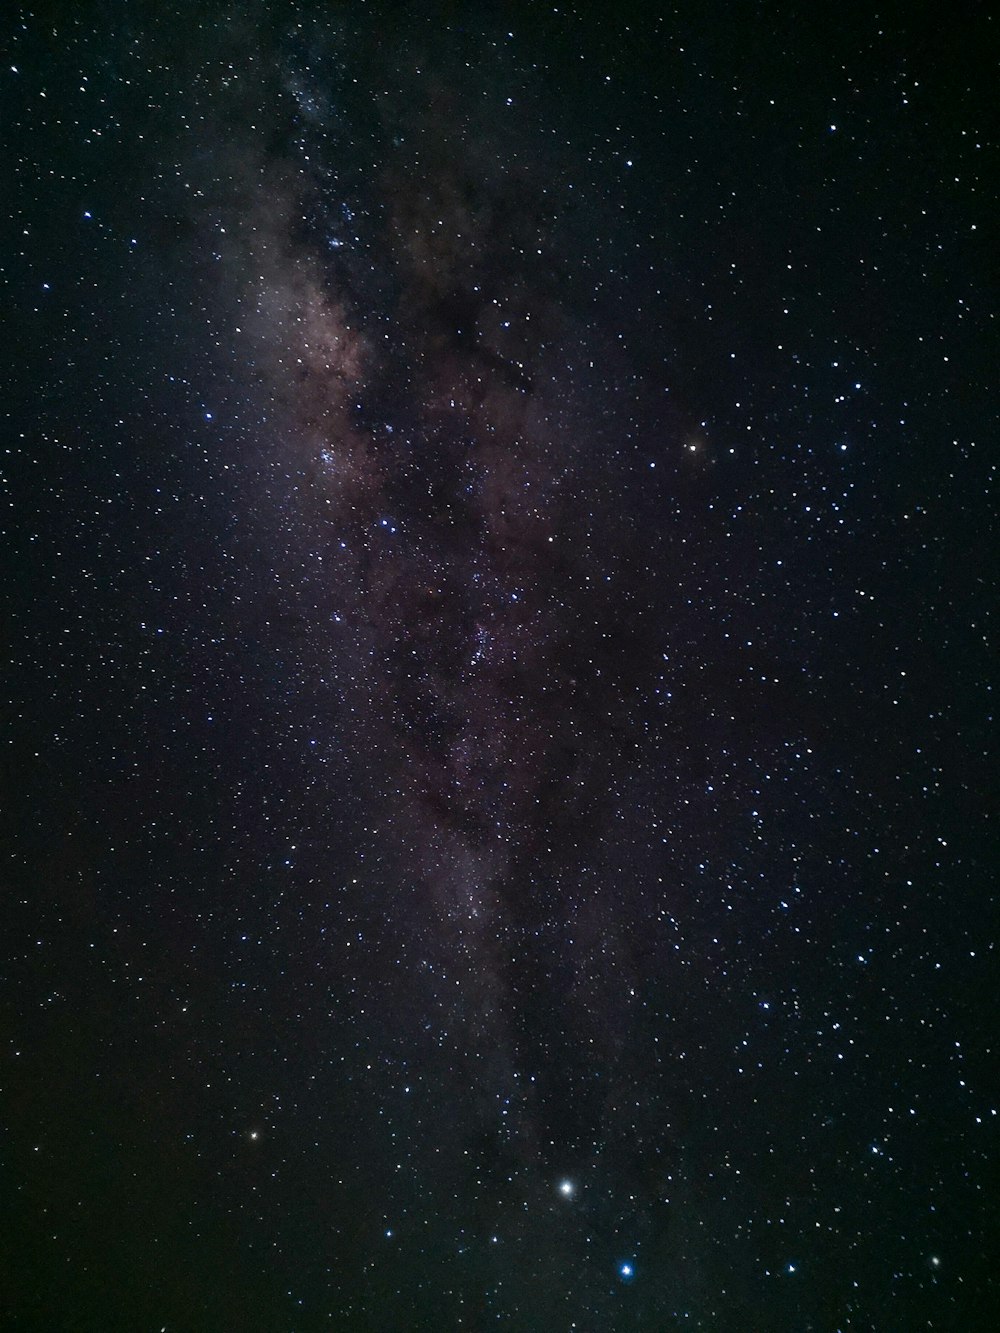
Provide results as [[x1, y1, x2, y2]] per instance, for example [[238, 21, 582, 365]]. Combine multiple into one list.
[[3, 3, 995, 1329]]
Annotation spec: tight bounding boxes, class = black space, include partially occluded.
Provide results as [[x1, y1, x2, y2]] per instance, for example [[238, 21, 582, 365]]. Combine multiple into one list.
[[2, 2, 997, 1329]]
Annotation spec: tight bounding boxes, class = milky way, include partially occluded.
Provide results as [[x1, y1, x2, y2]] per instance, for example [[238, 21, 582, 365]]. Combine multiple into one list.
[[212, 21, 676, 1132]]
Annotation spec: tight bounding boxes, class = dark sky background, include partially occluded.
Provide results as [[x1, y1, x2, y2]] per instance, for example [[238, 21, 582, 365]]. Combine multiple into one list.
[[2, 2, 996, 1329]]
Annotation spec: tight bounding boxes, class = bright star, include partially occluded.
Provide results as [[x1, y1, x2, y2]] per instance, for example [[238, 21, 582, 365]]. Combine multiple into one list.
[[558, 1179, 574, 1197]]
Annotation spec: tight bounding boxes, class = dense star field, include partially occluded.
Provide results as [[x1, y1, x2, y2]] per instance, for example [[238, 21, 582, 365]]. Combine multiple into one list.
[[2, 3, 996, 1329]]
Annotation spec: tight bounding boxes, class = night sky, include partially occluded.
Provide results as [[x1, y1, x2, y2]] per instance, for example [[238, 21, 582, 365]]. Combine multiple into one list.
[[3, 2, 997, 1329]]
